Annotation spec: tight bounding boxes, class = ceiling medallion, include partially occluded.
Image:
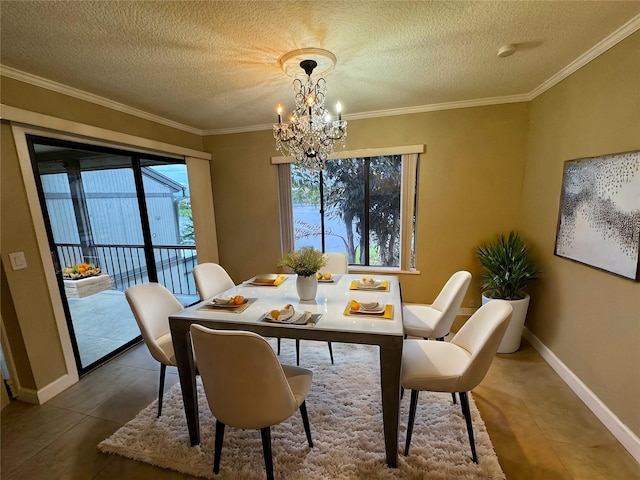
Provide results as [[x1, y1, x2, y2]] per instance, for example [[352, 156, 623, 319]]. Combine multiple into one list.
[[273, 48, 347, 171]]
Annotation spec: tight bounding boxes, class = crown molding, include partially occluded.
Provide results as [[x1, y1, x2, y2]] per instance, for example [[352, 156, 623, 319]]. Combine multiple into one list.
[[0, 65, 204, 136], [529, 13, 640, 100], [201, 94, 531, 136], [3, 13, 639, 137]]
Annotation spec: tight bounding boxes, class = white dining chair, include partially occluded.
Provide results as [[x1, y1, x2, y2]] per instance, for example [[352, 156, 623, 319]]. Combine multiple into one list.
[[125, 283, 184, 417], [192, 262, 235, 301], [191, 325, 313, 480], [401, 299, 513, 463], [402, 270, 472, 340]]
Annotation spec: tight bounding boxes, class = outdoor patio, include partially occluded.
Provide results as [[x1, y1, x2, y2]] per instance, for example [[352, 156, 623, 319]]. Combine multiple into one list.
[[67, 288, 199, 368]]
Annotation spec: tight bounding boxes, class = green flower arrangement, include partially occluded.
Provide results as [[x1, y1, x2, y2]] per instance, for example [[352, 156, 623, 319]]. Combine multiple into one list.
[[278, 247, 327, 277]]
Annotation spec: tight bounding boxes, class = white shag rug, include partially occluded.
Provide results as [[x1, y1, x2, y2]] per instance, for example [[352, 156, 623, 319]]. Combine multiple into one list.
[[99, 341, 505, 479]]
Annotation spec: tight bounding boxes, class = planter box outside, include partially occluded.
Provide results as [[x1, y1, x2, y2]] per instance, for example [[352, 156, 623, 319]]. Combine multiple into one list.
[[64, 274, 113, 298]]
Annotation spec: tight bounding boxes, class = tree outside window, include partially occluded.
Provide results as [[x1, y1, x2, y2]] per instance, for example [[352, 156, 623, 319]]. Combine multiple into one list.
[[291, 155, 404, 267]]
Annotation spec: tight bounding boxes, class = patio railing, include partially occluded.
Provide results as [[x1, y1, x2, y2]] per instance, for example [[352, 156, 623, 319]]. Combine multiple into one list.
[[56, 243, 198, 296]]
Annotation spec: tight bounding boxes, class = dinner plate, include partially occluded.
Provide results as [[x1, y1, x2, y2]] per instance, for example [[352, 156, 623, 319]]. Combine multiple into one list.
[[248, 274, 285, 286], [350, 305, 386, 315], [263, 311, 311, 325], [318, 274, 340, 283], [209, 298, 247, 308]]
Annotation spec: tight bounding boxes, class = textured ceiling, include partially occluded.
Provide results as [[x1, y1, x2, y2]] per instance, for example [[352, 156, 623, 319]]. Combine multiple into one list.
[[1, 1, 639, 134]]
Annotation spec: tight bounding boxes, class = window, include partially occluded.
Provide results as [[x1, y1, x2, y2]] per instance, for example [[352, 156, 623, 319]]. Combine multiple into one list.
[[277, 146, 421, 271]]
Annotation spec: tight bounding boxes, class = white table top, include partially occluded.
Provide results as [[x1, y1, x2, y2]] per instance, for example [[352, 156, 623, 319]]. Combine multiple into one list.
[[172, 273, 404, 338]]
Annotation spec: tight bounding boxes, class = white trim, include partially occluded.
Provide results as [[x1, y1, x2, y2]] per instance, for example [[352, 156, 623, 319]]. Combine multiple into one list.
[[529, 13, 640, 100], [4, 14, 638, 138], [16, 373, 78, 405], [271, 144, 425, 165], [1, 104, 211, 160], [204, 96, 530, 136], [0, 317, 20, 398], [11, 125, 81, 389], [523, 327, 640, 464], [0, 65, 203, 136]]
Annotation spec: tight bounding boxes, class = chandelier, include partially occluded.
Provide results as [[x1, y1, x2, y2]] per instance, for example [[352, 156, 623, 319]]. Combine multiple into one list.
[[273, 58, 347, 170]]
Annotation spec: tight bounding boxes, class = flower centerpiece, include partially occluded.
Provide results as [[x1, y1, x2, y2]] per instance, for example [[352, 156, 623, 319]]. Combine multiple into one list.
[[278, 247, 326, 277], [63, 262, 102, 280], [278, 247, 327, 300]]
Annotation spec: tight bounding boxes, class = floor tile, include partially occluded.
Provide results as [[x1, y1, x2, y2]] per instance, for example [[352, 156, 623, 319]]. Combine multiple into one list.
[[3, 416, 119, 480], [1, 402, 85, 474]]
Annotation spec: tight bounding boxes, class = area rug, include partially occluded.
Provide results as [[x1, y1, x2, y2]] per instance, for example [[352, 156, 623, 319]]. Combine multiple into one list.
[[99, 341, 505, 479]]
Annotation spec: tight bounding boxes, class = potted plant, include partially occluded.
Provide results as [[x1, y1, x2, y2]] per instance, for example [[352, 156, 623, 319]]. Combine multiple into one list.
[[278, 246, 327, 300], [475, 231, 540, 353]]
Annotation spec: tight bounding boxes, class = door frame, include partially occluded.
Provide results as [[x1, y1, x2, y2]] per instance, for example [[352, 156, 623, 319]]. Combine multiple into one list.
[[26, 135, 187, 375], [8, 118, 213, 403]]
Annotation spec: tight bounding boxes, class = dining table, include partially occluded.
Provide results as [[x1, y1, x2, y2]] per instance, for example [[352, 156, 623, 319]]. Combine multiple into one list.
[[169, 273, 405, 468]]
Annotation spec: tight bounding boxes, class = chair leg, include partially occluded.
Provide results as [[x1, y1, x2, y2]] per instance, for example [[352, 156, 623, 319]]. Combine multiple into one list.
[[214, 420, 225, 473], [296, 339, 300, 366], [435, 338, 457, 404], [299, 400, 313, 448], [401, 386, 404, 399], [157, 363, 166, 417], [404, 389, 419, 456], [260, 426, 274, 480], [459, 391, 478, 463], [277, 338, 281, 355], [327, 342, 334, 364]]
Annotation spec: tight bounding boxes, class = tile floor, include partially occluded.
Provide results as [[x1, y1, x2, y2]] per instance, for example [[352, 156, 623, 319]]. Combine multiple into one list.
[[68, 289, 199, 367], [2, 337, 639, 479]]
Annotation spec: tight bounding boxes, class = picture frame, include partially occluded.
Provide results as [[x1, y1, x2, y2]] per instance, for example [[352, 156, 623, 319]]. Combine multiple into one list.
[[554, 150, 640, 281]]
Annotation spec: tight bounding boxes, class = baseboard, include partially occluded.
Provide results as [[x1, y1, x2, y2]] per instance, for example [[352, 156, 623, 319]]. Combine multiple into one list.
[[523, 327, 640, 464], [16, 372, 78, 405]]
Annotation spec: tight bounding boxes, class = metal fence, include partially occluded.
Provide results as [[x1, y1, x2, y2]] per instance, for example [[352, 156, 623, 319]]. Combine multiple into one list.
[[57, 243, 198, 295]]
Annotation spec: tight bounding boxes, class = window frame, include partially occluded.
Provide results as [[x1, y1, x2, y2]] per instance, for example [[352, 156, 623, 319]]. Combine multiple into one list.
[[275, 145, 423, 273]]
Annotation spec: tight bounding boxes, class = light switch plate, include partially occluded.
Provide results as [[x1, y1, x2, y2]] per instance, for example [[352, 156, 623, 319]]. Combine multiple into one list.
[[8, 252, 27, 270]]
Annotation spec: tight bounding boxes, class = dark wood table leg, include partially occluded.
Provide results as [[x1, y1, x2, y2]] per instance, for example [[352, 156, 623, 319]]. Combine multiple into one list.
[[171, 324, 200, 446], [379, 340, 403, 468]]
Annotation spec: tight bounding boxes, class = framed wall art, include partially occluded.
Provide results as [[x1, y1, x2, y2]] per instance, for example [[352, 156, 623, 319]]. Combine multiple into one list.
[[554, 150, 640, 281]]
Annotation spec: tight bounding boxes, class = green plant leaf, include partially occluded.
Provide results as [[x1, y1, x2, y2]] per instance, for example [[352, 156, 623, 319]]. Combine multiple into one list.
[[474, 231, 540, 300]]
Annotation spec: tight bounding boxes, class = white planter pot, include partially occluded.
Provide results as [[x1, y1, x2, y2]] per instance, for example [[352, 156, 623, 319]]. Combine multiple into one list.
[[296, 274, 318, 301], [481, 293, 530, 354]]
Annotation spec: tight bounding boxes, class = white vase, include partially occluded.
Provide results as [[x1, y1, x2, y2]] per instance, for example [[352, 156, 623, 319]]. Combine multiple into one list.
[[296, 274, 318, 301], [481, 293, 531, 354]]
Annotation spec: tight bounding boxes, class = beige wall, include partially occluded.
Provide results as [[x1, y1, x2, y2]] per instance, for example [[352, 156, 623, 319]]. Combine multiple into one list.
[[1, 31, 637, 443], [1, 77, 206, 394], [520, 32, 640, 436], [204, 102, 529, 306]]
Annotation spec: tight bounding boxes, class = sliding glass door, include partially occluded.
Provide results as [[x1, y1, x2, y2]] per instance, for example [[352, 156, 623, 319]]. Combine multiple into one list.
[[27, 136, 198, 375]]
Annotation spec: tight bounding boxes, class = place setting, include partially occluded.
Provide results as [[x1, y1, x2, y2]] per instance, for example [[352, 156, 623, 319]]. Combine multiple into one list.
[[197, 294, 255, 313], [261, 303, 322, 326], [349, 275, 390, 291], [343, 299, 393, 319], [244, 273, 287, 287], [316, 271, 341, 284]]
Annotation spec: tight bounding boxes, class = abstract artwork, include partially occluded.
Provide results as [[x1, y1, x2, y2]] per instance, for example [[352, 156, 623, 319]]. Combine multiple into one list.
[[555, 151, 640, 281]]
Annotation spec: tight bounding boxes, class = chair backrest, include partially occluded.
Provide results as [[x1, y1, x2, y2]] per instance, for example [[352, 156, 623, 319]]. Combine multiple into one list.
[[323, 252, 348, 273], [429, 271, 472, 338], [190, 325, 298, 429], [125, 283, 184, 365], [451, 300, 513, 391], [192, 262, 235, 300]]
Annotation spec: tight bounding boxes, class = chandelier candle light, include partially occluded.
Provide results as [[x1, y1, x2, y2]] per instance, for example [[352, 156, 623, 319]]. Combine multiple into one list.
[[273, 58, 347, 170]]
